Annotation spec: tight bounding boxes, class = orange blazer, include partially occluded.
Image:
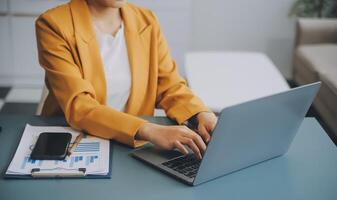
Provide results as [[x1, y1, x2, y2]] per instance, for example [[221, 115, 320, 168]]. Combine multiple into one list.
[[36, 0, 209, 147]]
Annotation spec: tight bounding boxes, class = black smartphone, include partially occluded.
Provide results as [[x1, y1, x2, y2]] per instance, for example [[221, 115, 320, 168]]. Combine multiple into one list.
[[30, 132, 72, 160]]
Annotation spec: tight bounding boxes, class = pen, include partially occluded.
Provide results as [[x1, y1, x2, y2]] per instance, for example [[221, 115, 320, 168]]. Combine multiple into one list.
[[67, 133, 83, 156]]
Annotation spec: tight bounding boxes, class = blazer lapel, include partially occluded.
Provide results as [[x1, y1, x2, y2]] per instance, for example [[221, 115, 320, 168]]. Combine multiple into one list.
[[122, 5, 152, 115], [70, 0, 107, 104]]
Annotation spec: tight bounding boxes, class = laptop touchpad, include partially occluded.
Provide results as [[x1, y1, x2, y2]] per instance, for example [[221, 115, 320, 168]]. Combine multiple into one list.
[[131, 145, 183, 165]]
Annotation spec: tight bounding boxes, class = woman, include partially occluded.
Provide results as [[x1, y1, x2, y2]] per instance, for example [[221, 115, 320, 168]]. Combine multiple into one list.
[[36, 0, 217, 159]]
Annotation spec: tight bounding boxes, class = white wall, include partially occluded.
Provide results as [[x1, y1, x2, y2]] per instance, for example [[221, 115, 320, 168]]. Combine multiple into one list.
[[189, 0, 296, 78], [0, 0, 68, 87]]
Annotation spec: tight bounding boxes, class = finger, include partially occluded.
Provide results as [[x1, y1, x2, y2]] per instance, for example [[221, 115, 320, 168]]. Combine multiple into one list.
[[182, 137, 202, 160], [174, 141, 189, 155], [198, 124, 211, 143], [185, 130, 207, 154], [207, 117, 218, 133]]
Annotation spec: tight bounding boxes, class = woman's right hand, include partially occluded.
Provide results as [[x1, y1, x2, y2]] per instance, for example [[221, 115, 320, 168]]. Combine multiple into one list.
[[136, 123, 206, 160]]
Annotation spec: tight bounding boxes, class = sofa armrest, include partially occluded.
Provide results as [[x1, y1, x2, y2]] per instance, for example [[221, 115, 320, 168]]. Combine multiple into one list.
[[295, 18, 337, 46]]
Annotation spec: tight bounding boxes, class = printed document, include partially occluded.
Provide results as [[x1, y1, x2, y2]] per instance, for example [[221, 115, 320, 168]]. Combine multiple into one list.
[[6, 124, 110, 175]]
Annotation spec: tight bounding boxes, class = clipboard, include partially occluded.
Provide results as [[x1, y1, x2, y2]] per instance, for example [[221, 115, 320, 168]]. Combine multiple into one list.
[[4, 141, 113, 179]]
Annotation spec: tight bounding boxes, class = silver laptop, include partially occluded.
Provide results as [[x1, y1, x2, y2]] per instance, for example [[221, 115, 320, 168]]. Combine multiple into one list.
[[131, 82, 321, 186]]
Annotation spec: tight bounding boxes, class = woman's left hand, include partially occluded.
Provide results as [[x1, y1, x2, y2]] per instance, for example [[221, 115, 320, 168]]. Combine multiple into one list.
[[196, 112, 218, 143]]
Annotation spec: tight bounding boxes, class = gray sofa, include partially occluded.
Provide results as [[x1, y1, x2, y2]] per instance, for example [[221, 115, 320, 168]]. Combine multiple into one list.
[[293, 18, 337, 142]]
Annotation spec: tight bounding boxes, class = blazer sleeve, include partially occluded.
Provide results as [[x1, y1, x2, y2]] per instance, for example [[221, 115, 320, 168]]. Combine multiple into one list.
[[151, 12, 210, 124], [35, 14, 147, 148]]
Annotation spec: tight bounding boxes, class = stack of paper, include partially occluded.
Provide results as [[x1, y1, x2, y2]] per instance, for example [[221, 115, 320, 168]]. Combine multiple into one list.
[[6, 124, 110, 176]]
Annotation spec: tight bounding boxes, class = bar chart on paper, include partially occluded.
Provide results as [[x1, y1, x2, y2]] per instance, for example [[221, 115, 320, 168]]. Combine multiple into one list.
[[75, 142, 100, 152], [21, 157, 43, 169], [55, 155, 99, 167]]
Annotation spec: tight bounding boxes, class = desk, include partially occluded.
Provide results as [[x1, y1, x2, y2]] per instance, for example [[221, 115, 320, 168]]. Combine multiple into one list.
[[0, 115, 336, 200]]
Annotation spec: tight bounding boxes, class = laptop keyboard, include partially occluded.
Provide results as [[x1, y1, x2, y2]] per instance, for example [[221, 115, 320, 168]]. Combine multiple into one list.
[[162, 154, 201, 178]]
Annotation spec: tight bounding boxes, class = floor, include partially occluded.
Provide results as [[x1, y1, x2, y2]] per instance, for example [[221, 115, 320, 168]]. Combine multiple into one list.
[[0, 86, 41, 115], [0, 84, 336, 145]]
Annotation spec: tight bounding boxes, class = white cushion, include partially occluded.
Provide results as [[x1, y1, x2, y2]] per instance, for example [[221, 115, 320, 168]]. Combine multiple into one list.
[[296, 44, 337, 76], [185, 52, 289, 112]]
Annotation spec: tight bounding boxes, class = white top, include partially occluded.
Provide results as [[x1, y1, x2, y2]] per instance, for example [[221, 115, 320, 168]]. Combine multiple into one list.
[[94, 23, 131, 112]]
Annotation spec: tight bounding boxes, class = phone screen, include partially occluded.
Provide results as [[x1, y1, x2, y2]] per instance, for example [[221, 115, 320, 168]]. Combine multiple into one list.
[[30, 132, 72, 160]]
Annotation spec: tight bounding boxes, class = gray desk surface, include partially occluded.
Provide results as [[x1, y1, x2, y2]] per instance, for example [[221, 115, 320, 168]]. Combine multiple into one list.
[[0, 115, 336, 200]]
